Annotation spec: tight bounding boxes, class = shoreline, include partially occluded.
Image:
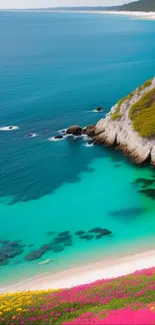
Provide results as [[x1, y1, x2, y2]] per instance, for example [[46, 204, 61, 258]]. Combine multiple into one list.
[[2, 10, 155, 20], [1, 247, 155, 293], [57, 10, 155, 21], [27, 10, 155, 21]]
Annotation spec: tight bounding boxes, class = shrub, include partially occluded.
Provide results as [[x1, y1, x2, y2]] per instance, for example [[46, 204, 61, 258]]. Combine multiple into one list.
[[129, 87, 155, 137], [110, 91, 134, 121]]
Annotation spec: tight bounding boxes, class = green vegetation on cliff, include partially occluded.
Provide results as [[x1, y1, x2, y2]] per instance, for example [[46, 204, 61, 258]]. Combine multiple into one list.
[[138, 79, 152, 94], [104, 0, 155, 13], [51, 0, 155, 13], [129, 87, 155, 137], [111, 91, 134, 121]]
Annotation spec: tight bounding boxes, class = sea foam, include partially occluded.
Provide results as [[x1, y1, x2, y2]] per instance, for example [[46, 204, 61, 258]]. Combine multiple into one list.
[[0, 126, 19, 131]]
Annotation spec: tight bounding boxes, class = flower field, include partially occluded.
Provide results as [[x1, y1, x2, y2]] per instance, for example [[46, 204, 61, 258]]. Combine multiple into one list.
[[1, 268, 155, 324]]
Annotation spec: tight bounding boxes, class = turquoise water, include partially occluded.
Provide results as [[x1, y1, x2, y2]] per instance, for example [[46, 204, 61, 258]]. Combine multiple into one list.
[[1, 11, 155, 288]]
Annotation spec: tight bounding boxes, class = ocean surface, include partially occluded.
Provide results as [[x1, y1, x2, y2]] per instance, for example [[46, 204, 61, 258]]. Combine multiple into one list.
[[1, 11, 155, 289]]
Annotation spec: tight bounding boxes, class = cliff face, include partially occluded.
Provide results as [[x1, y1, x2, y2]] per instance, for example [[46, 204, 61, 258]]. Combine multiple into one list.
[[95, 77, 155, 166]]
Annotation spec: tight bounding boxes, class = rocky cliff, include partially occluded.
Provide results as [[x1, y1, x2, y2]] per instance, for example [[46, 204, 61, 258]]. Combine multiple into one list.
[[94, 77, 155, 166]]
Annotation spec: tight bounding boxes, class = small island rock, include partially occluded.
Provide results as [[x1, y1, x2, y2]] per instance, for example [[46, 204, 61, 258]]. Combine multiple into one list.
[[66, 125, 83, 136]]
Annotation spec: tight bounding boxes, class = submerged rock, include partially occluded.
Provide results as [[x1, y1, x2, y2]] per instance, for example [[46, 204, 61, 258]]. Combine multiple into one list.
[[75, 230, 86, 236], [64, 240, 72, 247], [0, 259, 9, 266], [134, 178, 155, 187], [79, 234, 93, 241], [46, 231, 56, 236], [66, 125, 82, 136], [109, 207, 144, 217], [0, 240, 10, 245], [1, 248, 23, 259], [139, 188, 155, 200], [96, 107, 102, 112], [54, 135, 64, 140], [24, 250, 44, 261], [40, 244, 53, 252], [0, 243, 24, 260], [88, 228, 103, 233], [52, 245, 64, 253], [58, 231, 70, 237], [10, 241, 20, 247]]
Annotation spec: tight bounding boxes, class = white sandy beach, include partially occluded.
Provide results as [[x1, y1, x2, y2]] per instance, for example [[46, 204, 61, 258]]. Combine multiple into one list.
[[8, 9, 155, 20], [1, 249, 155, 293], [50, 10, 155, 21]]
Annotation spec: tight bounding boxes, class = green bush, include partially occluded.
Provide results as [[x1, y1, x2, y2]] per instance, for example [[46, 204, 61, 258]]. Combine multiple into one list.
[[137, 79, 152, 95], [129, 87, 155, 137], [110, 91, 134, 121], [111, 112, 122, 121]]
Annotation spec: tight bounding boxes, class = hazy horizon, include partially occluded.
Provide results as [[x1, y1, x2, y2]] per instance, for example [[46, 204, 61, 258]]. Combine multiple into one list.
[[0, 0, 132, 10]]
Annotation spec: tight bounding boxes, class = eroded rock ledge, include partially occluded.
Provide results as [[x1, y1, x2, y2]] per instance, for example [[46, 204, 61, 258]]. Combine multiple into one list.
[[94, 77, 155, 166]]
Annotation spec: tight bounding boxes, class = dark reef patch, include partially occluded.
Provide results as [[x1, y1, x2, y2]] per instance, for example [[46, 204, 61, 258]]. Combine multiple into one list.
[[53, 234, 71, 244], [64, 240, 72, 247], [9, 241, 21, 247], [88, 228, 103, 233], [0, 240, 10, 245], [40, 244, 53, 252], [58, 231, 70, 237], [133, 176, 155, 201], [139, 189, 155, 200], [134, 178, 155, 188], [0, 240, 25, 266], [46, 231, 56, 236], [75, 230, 86, 236], [0, 259, 9, 266], [79, 234, 94, 241], [109, 207, 144, 217], [52, 245, 64, 253], [24, 249, 44, 261]]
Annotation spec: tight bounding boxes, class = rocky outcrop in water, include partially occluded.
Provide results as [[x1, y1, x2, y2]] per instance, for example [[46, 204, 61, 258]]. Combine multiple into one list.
[[66, 125, 83, 136]]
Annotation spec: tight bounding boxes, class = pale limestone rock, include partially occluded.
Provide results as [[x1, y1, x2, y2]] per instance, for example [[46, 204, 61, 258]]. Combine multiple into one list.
[[151, 148, 155, 166], [94, 77, 155, 166]]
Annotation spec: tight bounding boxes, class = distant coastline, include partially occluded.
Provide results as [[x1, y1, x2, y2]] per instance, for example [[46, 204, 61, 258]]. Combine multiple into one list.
[[2, 10, 155, 20], [51, 10, 155, 20]]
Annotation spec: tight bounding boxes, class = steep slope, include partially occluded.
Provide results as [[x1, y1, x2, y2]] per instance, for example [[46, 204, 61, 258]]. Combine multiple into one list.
[[50, 0, 155, 12], [95, 77, 155, 166], [104, 0, 155, 12]]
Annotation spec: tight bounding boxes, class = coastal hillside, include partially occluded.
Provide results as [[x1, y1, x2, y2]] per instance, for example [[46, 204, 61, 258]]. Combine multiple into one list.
[[1, 268, 155, 324], [94, 77, 155, 166], [50, 0, 155, 12], [103, 0, 155, 12]]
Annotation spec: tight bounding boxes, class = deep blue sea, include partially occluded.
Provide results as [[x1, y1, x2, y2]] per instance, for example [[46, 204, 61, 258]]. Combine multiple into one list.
[[1, 11, 155, 290]]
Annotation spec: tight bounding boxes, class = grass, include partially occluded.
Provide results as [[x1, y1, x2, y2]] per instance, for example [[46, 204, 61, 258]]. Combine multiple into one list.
[[110, 91, 134, 121], [129, 87, 155, 137], [138, 79, 152, 94], [1, 268, 155, 324]]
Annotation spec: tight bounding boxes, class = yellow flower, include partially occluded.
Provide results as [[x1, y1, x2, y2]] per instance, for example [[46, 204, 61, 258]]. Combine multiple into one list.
[[16, 308, 22, 312], [0, 312, 2, 315]]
